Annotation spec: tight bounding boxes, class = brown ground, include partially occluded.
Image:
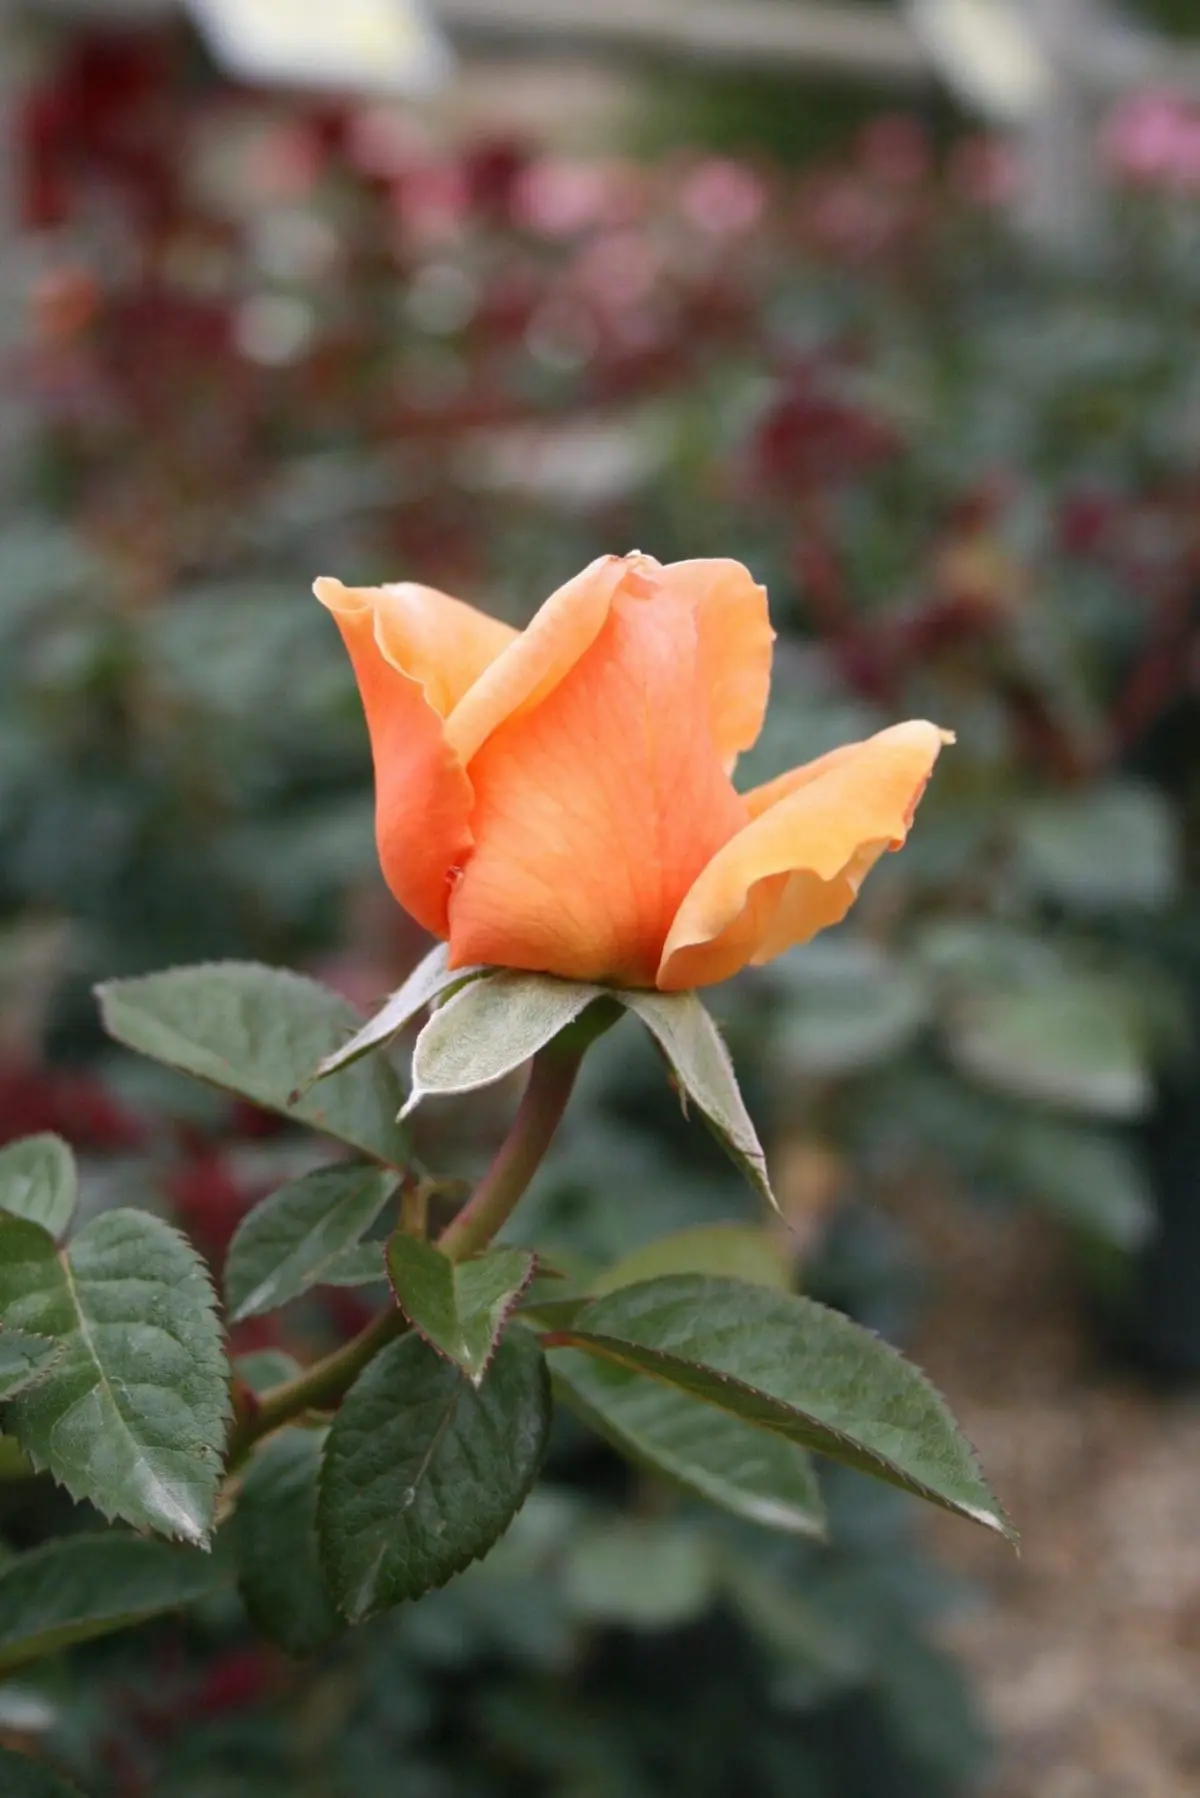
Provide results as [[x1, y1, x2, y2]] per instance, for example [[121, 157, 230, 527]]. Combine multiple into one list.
[[911, 1202, 1200, 1798]]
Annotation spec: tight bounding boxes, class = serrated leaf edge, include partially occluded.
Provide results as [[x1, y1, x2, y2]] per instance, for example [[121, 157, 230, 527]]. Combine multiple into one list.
[[316, 1335, 551, 1620], [550, 1285, 1014, 1543], [3, 1214, 233, 1546], [388, 1240, 538, 1385]]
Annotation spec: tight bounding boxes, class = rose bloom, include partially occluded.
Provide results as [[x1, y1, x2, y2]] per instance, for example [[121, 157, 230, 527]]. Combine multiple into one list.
[[317, 555, 950, 991]]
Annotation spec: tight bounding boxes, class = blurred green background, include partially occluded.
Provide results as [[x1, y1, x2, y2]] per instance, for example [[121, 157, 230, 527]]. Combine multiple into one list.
[[3, 3, 1200, 1794]]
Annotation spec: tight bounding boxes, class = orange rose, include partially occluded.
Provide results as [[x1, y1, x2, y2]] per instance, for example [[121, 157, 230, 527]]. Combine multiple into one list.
[[317, 554, 950, 991]]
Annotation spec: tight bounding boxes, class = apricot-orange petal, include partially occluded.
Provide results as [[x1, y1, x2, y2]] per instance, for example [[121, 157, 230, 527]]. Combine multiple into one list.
[[657, 721, 952, 991], [315, 578, 479, 937], [650, 558, 774, 772], [447, 581, 749, 985], [445, 554, 638, 765], [315, 577, 517, 719]]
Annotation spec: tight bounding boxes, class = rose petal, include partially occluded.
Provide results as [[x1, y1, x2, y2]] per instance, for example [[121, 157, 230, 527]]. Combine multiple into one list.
[[447, 581, 749, 985], [657, 721, 952, 990], [315, 576, 517, 718], [445, 554, 638, 765], [741, 734, 887, 820], [316, 578, 481, 936], [653, 558, 774, 772]]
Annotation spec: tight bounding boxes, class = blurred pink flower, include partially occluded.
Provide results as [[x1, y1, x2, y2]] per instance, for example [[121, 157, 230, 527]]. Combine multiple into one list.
[[511, 156, 644, 238], [679, 157, 767, 236], [799, 172, 899, 263], [1103, 90, 1200, 190], [572, 227, 665, 315], [346, 103, 426, 180], [246, 122, 325, 202], [395, 159, 471, 246]]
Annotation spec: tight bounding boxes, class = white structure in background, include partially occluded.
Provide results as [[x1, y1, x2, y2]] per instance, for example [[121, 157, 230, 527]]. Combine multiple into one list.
[[908, 0, 1055, 120], [184, 0, 451, 94], [434, 0, 928, 78], [907, 0, 1178, 249], [5, 0, 1200, 267]]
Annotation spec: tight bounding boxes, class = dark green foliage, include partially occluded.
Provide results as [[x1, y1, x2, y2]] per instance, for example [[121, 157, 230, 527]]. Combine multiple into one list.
[[0, 1748, 86, 1797], [0, 1136, 78, 1237], [554, 1348, 827, 1535], [387, 1237, 536, 1380], [15, 26, 1200, 1791], [0, 1210, 230, 1543], [224, 1164, 397, 1321], [235, 1430, 344, 1658], [0, 1534, 228, 1675], [317, 1328, 552, 1620], [553, 1276, 1009, 1537], [97, 965, 410, 1167], [0, 1330, 59, 1399]]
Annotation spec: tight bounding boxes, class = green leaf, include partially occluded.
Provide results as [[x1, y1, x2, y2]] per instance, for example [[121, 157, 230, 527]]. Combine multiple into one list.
[[317, 1328, 550, 1620], [590, 1223, 792, 1297], [235, 1429, 342, 1658], [403, 972, 604, 1116], [553, 1350, 825, 1536], [551, 1276, 1011, 1539], [0, 1137, 77, 1239], [617, 991, 775, 1208], [0, 1211, 230, 1543], [0, 1533, 227, 1675], [562, 1518, 716, 1628], [0, 1748, 86, 1797], [946, 975, 1151, 1119], [387, 1237, 536, 1382], [1013, 782, 1179, 912], [312, 943, 488, 1081], [96, 963, 409, 1165], [516, 1296, 589, 1333], [319, 1241, 387, 1286], [0, 1331, 59, 1400], [224, 1164, 398, 1322]]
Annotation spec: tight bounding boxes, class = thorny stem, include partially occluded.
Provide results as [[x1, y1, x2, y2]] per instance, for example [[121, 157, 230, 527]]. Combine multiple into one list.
[[224, 1009, 610, 1469]]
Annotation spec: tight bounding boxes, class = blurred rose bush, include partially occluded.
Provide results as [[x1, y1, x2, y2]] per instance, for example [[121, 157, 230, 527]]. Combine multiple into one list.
[[3, 22, 1200, 1798]]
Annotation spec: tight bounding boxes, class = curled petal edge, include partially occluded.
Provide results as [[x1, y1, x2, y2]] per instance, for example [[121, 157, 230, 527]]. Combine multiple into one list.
[[656, 721, 953, 991]]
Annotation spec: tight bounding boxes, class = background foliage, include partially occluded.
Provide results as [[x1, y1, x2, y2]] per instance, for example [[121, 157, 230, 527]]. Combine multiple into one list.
[[3, 17, 1200, 1796]]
